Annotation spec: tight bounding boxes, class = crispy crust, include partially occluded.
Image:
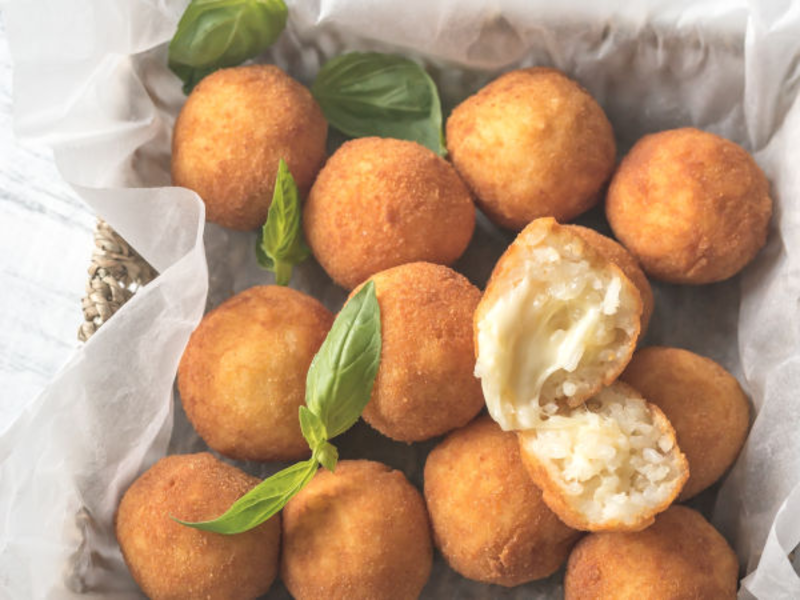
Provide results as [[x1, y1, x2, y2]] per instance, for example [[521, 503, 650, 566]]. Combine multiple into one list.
[[116, 453, 280, 600], [303, 137, 475, 289], [350, 262, 484, 442], [606, 127, 772, 284], [564, 506, 739, 599], [474, 217, 643, 409], [424, 416, 581, 586], [566, 225, 654, 335], [281, 460, 432, 600], [177, 286, 333, 462], [621, 346, 751, 499], [172, 65, 327, 231], [447, 67, 616, 230], [517, 383, 689, 532]]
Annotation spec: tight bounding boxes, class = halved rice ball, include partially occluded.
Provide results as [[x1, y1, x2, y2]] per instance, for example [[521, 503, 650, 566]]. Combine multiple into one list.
[[518, 381, 688, 532], [474, 217, 642, 431]]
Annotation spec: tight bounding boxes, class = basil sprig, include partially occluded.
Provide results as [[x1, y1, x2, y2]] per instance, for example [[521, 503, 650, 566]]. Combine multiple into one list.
[[177, 282, 382, 534], [168, 0, 288, 93], [312, 52, 446, 155], [256, 159, 311, 285], [175, 458, 318, 533]]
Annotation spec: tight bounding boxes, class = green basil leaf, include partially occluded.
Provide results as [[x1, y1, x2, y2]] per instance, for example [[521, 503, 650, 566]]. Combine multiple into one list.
[[175, 457, 317, 534], [311, 52, 446, 155], [299, 405, 327, 450], [256, 159, 312, 285], [169, 0, 288, 93], [305, 281, 382, 439], [313, 441, 339, 473]]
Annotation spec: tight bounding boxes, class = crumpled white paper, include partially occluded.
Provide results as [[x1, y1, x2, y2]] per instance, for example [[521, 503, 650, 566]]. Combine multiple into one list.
[[2, 0, 800, 598]]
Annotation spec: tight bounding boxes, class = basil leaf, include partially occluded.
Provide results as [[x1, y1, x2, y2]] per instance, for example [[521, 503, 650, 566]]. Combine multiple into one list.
[[256, 159, 311, 285], [311, 52, 446, 155], [169, 0, 288, 93], [175, 458, 317, 534], [305, 281, 382, 439], [299, 405, 327, 450]]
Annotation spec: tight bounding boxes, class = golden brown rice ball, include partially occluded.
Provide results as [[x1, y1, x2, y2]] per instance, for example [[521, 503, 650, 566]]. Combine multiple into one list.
[[446, 67, 616, 230], [172, 65, 327, 230], [353, 262, 484, 442], [281, 460, 432, 600], [566, 225, 654, 333], [564, 506, 739, 599], [178, 286, 333, 462], [116, 453, 280, 600], [303, 137, 475, 289], [424, 417, 581, 586], [621, 346, 750, 500], [606, 128, 772, 284]]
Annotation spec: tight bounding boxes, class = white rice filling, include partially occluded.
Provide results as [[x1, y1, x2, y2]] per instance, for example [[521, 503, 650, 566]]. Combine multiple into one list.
[[520, 384, 684, 526]]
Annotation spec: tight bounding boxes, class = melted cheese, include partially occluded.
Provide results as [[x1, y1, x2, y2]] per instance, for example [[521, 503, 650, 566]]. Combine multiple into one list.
[[475, 264, 623, 431]]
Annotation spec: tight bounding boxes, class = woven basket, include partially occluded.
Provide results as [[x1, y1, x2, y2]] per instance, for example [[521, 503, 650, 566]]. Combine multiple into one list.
[[78, 219, 156, 342]]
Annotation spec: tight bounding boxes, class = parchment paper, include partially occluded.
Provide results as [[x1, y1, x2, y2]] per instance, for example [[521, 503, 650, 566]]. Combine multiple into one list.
[[2, 0, 800, 598]]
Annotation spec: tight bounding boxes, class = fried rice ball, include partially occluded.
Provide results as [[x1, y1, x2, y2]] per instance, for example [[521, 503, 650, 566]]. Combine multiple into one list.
[[606, 127, 772, 284], [474, 218, 643, 431], [518, 381, 688, 533], [303, 137, 475, 289], [281, 460, 432, 600], [621, 346, 750, 500], [352, 262, 483, 442], [564, 506, 739, 599], [446, 67, 616, 230], [116, 453, 280, 600], [172, 65, 327, 230], [178, 286, 333, 462], [566, 225, 654, 334], [424, 416, 581, 586]]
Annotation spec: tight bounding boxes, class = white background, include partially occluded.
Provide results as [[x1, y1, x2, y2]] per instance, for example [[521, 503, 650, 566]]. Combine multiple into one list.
[[0, 13, 94, 435]]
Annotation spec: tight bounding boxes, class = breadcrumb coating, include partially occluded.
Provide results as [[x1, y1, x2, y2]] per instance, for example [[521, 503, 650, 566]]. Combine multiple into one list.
[[172, 65, 327, 230], [178, 286, 333, 462], [607, 127, 772, 284], [622, 346, 750, 499], [425, 416, 581, 586], [281, 460, 432, 600], [447, 67, 616, 230], [565, 506, 738, 599], [353, 262, 484, 442], [116, 453, 280, 600], [304, 137, 475, 289]]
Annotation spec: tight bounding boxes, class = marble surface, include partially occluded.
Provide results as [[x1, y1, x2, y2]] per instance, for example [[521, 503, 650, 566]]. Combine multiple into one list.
[[0, 14, 96, 434]]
